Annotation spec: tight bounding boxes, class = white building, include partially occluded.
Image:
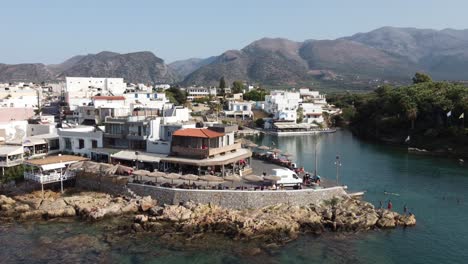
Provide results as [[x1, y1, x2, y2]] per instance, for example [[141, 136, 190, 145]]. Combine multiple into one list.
[[146, 118, 196, 154], [65, 77, 126, 110], [162, 106, 191, 124], [225, 101, 253, 119], [300, 103, 324, 124], [0, 85, 40, 109], [264, 91, 301, 120], [299, 88, 327, 105], [186, 87, 217, 101], [58, 126, 104, 157]]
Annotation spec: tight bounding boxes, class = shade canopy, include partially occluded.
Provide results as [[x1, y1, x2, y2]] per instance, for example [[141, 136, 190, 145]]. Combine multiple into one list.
[[180, 174, 199, 181], [242, 174, 264, 182], [223, 175, 241, 182], [246, 143, 258, 148], [149, 171, 166, 178], [271, 148, 282, 153], [199, 175, 225, 182], [257, 145, 270, 150], [163, 173, 181, 180], [132, 170, 151, 177]]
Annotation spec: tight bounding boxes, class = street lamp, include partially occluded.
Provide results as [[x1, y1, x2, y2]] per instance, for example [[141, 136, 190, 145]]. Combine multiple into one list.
[[334, 155, 342, 186]]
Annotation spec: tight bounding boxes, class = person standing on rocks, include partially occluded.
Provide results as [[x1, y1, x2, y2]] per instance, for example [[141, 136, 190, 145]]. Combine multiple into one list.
[[387, 200, 393, 210], [404, 204, 408, 215], [379, 201, 383, 209]]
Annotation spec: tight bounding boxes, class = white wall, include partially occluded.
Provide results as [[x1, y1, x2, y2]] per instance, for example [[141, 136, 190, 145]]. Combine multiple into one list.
[[58, 127, 103, 157]]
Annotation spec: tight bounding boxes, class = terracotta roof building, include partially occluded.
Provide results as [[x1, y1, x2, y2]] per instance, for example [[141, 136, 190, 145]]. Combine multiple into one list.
[[172, 128, 224, 139]]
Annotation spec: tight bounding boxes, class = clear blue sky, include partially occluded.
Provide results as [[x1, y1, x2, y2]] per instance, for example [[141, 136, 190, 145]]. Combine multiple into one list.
[[2, 0, 468, 64]]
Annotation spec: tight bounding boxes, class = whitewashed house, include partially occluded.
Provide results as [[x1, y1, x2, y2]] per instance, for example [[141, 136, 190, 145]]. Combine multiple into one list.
[[186, 87, 217, 101], [264, 91, 301, 120], [300, 103, 324, 124], [65, 77, 126, 110], [225, 101, 253, 119], [58, 126, 103, 157]]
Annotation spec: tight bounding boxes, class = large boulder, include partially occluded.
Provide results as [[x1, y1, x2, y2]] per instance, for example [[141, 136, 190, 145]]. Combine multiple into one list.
[[0, 195, 16, 205], [158, 205, 192, 222], [46, 206, 77, 218], [397, 214, 417, 226], [139, 196, 156, 212]]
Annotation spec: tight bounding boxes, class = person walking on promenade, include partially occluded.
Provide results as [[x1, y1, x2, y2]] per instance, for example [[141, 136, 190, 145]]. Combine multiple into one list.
[[387, 200, 393, 210]]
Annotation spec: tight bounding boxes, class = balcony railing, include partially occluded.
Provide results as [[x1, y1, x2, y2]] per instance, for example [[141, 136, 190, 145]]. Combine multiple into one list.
[[24, 171, 76, 184], [171, 142, 241, 158]]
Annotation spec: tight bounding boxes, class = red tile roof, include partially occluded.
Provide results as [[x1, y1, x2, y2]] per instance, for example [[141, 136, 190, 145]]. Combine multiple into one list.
[[93, 96, 125, 100], [172, 128, 224, 138]]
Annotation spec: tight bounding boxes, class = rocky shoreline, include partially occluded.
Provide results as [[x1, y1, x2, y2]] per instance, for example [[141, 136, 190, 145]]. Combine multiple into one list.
[[0, 190, 416, 246]]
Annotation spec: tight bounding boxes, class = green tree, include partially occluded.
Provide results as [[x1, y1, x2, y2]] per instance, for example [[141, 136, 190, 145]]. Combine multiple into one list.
[[232, 81, 245, 94], [219, 77, 226, 89], [296, 107, 304, 123], [165, 87, 187, 105], [412, 72, 432, 84]]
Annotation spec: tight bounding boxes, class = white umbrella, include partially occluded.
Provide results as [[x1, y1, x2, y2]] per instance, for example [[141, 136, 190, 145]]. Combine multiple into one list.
[[199, 175, 225, 186], [180, 174, 199, 184], [133, 170, 151, 181], [148, 171, 165, 183], [242, 174, 264, 182], [264, 175, 281, 182], [163, 173, 181, 184], [223, 174, 241, 187]]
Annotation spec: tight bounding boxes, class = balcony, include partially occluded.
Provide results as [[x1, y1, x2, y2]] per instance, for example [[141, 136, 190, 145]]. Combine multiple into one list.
[[0, 159, 23, 167], [171, 142, 241, 158], [24, 171, 76, 184], [127, 132, 148, 140]]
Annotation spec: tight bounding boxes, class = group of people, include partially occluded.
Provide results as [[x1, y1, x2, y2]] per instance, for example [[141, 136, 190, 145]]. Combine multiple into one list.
[[302, 173, 321, 186], [379, 200, 411, 215]]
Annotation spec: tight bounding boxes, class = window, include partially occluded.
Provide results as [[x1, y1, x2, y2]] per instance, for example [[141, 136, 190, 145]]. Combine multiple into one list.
[[49, 139, 59, 150], [78, 139, 85, 149], [64, 138, 72, 150], [91, 140, 98, 148]]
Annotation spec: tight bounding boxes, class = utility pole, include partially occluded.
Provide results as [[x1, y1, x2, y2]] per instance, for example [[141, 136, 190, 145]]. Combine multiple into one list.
[[313, 137, 318, 177], [334, 155, 342, 186]]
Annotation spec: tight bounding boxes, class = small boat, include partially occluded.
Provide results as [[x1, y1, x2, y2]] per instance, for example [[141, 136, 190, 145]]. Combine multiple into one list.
[[349, 191, 365, 198]]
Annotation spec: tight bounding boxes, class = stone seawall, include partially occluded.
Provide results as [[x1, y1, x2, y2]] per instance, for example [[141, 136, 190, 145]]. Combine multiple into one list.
[[128, 183, 348, 209]]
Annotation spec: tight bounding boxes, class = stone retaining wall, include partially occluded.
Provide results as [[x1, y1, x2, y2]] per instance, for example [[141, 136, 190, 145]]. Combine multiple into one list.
[[128, 183, 348, 209]]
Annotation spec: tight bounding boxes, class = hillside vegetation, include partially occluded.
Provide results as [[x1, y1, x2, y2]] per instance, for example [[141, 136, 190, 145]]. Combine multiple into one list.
[[329, 73, 468, 156]]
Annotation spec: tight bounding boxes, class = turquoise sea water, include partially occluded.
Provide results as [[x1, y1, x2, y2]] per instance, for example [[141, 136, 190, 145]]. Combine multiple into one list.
[[1, 130, 467, 263]]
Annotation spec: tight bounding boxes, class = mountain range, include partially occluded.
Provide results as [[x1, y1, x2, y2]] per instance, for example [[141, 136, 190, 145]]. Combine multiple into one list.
[[2, 27, 468, 89]]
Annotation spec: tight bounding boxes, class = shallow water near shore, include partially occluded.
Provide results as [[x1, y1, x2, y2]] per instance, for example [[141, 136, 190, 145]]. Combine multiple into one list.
[[1, 129, 467, 263]]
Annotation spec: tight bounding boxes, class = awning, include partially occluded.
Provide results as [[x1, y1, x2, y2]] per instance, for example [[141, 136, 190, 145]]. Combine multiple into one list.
[[273, 123, 311, 129], [111, 150, 162, 163], [41, 163, 66, 171]]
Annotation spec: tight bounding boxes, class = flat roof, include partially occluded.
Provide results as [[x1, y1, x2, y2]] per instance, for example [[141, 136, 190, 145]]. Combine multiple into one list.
[[25, 155, 88, 166], [0, 145, 23, 156]]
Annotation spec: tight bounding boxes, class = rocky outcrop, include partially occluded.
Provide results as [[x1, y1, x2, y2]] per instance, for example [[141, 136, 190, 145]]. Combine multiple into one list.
[[130, 197, 416, 244], [0, 191, 156, 221]]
